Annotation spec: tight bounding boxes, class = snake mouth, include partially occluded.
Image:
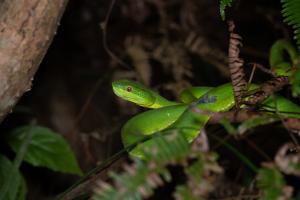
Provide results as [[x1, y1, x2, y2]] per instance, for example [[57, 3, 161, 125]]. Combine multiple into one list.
[[112, 82, 122, 96], [112, 82, 131, 101]]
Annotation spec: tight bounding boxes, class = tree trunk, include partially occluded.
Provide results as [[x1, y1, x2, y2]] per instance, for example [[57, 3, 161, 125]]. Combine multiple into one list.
[[0, 0, 69, 121]]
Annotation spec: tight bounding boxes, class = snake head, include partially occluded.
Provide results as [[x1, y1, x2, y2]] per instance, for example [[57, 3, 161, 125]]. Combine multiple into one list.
[[112, 79, 156, 108]]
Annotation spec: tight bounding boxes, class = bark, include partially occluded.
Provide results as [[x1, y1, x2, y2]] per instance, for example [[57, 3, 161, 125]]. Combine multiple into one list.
[[0, 0, 68, 121]]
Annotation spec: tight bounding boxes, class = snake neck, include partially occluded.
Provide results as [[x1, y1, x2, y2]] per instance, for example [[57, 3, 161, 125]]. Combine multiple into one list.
[[150, 95, 179, 108]]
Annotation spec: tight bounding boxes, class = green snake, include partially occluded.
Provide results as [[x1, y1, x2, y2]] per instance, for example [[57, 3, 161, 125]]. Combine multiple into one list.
[[112, 40, 300, 159]]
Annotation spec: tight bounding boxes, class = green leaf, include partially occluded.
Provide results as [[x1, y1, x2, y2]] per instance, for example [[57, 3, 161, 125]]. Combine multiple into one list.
[[257, 167, 286, 188], [238, 115, 279, 134], [220, 0, 234, 20], [291, 64, 300, 97], [219, 118, 236, 135], [174, 185, 198, 200], [256, 166, 294, 200], [0, 155, 27, 200], [141, 130, 190, 162], [281, 0, 300, 49], [7, 126, 82, 175]]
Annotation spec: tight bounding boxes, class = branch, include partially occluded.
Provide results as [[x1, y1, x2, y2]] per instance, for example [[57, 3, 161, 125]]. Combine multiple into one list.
[[243, 76, 289, 105], [208, 109, 262, 124], [227, 20, 247, 108], [0, 0, 69, 121], [208, 109, 300, 134]]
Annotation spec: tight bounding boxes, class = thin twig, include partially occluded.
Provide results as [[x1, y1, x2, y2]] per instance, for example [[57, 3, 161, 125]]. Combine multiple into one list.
[[101, 0, 132, 69], [244, 138, 272, 161], [248, 63, 257, 86], [247, 63, 276, 77]]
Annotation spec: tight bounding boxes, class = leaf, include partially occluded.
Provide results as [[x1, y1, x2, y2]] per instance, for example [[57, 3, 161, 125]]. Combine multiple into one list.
[[219, 118, 236, 135], [141, 130, 190, 162], [257, 167, 286, 188], [92, 131, 189, 200], [0, 155, 27, 200], [7, 126, 82, 175], [92, 129, 223, 200], [281, 0, 300, 49], [174, 185, 198, 200], [291, 64, 300, 97], [257, 166, 293, 200], [220, 0, 234, 20], [237, 115, 279, 134]]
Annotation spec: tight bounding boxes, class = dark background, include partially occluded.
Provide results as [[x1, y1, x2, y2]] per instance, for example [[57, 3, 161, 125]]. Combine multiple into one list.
[[1, 0, 297, 199]]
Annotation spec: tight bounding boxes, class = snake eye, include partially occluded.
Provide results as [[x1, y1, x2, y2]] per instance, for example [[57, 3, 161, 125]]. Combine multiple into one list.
[[126, 86, 133, 92]]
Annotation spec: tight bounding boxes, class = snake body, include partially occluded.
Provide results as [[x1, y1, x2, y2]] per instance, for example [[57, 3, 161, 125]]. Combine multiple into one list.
[[112, 79, 300, 158], [112, 40, 300, 158]]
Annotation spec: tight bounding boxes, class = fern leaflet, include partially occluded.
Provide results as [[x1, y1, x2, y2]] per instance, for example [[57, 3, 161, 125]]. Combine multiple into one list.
[[281, 0, 300, 49]]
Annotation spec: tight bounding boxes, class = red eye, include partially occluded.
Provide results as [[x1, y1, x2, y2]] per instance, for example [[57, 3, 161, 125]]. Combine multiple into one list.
[[126, 86, 132, 92]]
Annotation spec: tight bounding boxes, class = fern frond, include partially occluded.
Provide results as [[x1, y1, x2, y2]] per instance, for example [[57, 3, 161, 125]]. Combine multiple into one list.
[[174, 153, 222, 200], [141, 130, 190, 163], [257, 165, 293, 199], [92, 130, 223, 200], [220, 0, 234, 20], [92, 131, 191, 200], [281, 0, 300, 49]]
